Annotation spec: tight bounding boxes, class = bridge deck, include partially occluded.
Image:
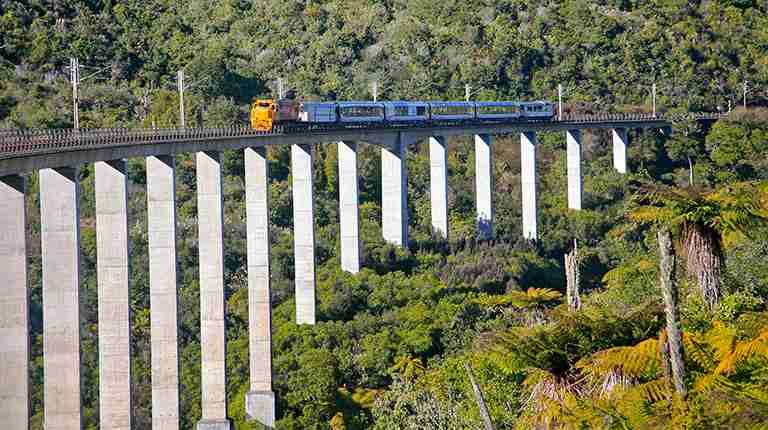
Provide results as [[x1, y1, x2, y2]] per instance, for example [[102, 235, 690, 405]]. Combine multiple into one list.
[[0, 113, 723, 177]]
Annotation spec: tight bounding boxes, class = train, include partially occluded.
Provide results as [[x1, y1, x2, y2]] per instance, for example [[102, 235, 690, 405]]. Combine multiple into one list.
[[250, 97, 554, 132]]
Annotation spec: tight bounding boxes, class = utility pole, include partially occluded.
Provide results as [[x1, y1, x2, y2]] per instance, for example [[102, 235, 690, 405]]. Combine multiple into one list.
[[70, 58, 80, 130], [652, 82, 657, 117], [277, 78, 284, 99], [372, 81, 378, 102], [558, 84, 563, 121], [743, 81, 748, 109], [177, 70, 186, 128], [728, 100, 732, 113], [465, 84, 471, 102]]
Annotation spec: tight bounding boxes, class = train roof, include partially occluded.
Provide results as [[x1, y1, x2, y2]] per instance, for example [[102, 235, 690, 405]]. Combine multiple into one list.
[[475, 101, 519, 106], [381, 101, 429, 105], [428, 101, 474, 106], [335, 101, 385, 107]]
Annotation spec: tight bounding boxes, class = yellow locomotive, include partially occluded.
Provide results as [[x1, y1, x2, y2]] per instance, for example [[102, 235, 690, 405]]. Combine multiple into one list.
[[250, 97, 301, 131]]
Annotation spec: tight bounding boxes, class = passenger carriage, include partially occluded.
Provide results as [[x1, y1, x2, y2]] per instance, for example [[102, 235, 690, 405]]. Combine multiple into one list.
[[519, 101, 554, 119], [336, 102, 386, 126], [428, 102, 475, 122], [475, 101, 522, 121], [383, 101, 430, 124]]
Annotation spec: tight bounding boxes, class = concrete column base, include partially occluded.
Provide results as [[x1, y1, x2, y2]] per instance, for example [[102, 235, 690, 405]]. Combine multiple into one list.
[[197, 419, 231, 430], [245, 390, 276, 428]]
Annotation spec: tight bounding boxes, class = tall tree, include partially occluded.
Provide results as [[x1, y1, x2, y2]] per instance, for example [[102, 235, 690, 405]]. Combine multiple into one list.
[[565, 239, 581, 311], [657, 228, 686, 398], [632, 182, 768, 310]]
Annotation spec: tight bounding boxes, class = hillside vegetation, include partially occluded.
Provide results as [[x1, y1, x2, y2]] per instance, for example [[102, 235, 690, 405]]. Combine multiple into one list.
[[3, 1, 768, 429]]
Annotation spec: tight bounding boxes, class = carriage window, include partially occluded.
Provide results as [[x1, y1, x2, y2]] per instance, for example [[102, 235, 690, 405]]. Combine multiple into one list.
[[416, 106, 426, 116], [433, 104, 472, 115], [394, 106, 409, 116], [477, 105, 519, 115], [341, 106, 384, 117]]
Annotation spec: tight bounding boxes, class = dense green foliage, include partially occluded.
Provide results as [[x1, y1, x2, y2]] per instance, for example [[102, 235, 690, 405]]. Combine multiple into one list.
[[3, 1, 768, 429], [2, 0, 768, 128]]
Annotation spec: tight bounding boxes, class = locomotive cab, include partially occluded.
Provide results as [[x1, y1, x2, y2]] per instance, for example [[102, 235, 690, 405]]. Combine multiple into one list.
[[250, 98, 300, 131]]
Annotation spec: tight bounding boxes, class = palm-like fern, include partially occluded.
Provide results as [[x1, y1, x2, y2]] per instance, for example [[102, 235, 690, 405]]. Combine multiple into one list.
[[631, 181, 768, 309], [389, 356, 426, 381]]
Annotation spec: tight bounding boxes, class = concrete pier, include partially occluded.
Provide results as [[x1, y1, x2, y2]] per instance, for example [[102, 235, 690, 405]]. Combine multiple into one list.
[[338, 141, 361, 273], [146, 155, 180, 430], [520, 132, 538, 241], [0, 175, 29, 429], [196, 151, 230, 429], [566, 130, 582, 210], [243, 147, 276, 427], [291, 144, 317, 325], [474, 134, 494, 239], [612, 128, 628, 174], [95, 160, 132, 429], [428, 136, 449, 240], [381, 142, 408, 246], [40, 166, 82, 430]]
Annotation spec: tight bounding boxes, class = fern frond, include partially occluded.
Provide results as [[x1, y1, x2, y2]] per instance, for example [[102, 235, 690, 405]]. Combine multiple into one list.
[[692, 373, 736, 393], [630, 206, 677, 225], [633, 379, 668, 403], [577, 338, 659, 379], [682, 331, 716, 369], [715, 328, 768, 375]]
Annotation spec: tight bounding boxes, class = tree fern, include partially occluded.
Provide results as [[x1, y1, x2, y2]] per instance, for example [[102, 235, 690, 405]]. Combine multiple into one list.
[[631, 181, 768, 309]]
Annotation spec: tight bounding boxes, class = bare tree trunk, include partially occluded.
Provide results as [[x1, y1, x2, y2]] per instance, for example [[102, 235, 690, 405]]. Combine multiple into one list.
[[683, 223, 723, 310], [565, 239, 581, 310], [687, 156, 694, 186], [658, 330, 673, 404], [658, 228, 687, 398], [464, 362, 495, 430]]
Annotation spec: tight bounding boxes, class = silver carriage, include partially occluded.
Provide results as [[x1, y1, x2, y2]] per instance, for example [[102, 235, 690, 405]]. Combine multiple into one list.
[[300, 102, 338, 123], [475, 101, 522, 120], [383, 101, 430, 122], [519, 101, 554, 118], [428, 102, 475, 121], [337, 102, 386, 123]]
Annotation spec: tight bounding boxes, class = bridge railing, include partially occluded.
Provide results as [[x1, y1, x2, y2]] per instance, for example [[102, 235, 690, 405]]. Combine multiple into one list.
[[0, 113, 728, 160], [0, 126, 276, 159]]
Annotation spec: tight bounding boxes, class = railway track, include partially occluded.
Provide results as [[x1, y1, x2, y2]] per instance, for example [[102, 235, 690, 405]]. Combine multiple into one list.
[[0, 112, 725, 160]]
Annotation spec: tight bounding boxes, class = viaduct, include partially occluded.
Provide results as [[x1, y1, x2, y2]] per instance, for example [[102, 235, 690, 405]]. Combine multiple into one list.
[[0, 113, 717, 429]]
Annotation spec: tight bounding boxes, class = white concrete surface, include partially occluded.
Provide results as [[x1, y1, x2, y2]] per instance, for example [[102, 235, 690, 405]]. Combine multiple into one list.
[[520, 132, 538, 241], [291, 144, 317, 325], [0, 175, 29, 430], [566, 130, 582, 210], [95, 160, 132, 430], [196, 151, 229, 425], [244, 147, 275, 427], [338, 141, 361, 273], [474, 134, 494, 239], [40, 166, 82, 430], [146, 155, 180, 430], [429, 136, 449, 240], [612, 128, 628, 174], [381, 142, 408, 246]]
